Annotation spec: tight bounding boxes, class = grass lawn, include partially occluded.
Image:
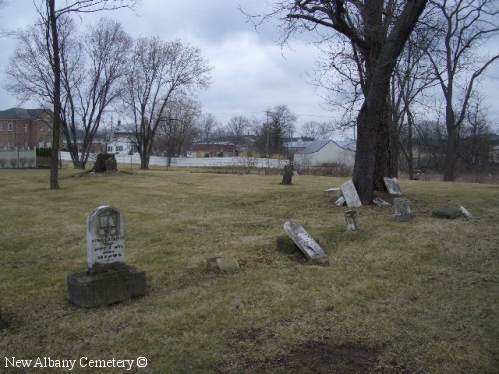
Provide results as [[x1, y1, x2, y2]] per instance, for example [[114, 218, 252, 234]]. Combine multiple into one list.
[[1, 168, 498, 373]]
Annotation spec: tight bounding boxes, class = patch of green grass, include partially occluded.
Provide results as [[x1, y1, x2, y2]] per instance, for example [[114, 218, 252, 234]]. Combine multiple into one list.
[[1, 168, 498, 373]]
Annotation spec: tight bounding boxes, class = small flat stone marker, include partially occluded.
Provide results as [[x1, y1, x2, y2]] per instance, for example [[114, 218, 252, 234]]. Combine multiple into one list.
[[341, 180, 362, 208], [283, 221, 327, 262], [432, 207, 462, 219], [207, 257, 240, 273], [460, 206, 473, 220], [344, 210, 359, 231], [373, 197, 391, 207], [67, 206, 146, 308], [384, 177, 402, 196], [393, 197, 414, 222]]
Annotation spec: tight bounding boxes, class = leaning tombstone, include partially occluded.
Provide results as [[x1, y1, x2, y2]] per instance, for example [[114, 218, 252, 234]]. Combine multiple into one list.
[[283, 221, 328, 264], [67, 205, 146, 308], [373, 197, 391, 207], [344, 210, 359, 231], [383, 177, 402, 196], [341, 180, 362, 208], [393, 197, 414, 222]]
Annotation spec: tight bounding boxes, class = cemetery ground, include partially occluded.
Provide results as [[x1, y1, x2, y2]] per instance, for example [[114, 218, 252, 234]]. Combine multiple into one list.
[[1, 167, 498, 373]]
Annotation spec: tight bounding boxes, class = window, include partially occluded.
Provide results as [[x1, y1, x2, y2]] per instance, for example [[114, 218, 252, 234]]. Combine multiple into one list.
[[8, 123, 13, 131], [116, 146, 124, 152], [107, 146, 113, 152], [24, 124, 28, 133]]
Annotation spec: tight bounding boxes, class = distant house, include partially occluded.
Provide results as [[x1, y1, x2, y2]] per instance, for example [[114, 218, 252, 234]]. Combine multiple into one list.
[[106, 132, 137, 155], [293, 139, 356, 167], [284, 138, 315, 155], [0, 108, 52, 149], [188, 142, 237, 158]]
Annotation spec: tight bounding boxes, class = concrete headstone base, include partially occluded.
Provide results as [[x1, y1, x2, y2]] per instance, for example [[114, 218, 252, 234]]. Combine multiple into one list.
[[67, 265, 146, 308]]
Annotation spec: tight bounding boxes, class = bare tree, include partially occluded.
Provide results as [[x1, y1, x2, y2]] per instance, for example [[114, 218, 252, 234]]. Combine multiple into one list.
[[61, 19, 131, 168], [155, 94, 201, 160], [426, 0, 499, 181], [252, 1, 428, 202], [391, 22, 437, 179], [122, 37, 211, 169], [300, 121, 334, 139], [21, 0, 136, 189], [199, 113, 219, 142], [226, 115, 251, 144], [255, 105, 296, 157]]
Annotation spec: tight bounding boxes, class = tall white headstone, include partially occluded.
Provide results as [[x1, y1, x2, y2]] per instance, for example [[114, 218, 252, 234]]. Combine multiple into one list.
[[341, 180, 362, 208], [87, 205, 127, 271]]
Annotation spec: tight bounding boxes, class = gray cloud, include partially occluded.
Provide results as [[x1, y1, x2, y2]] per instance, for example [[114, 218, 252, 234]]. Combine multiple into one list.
[[0, 0, 497, 134]]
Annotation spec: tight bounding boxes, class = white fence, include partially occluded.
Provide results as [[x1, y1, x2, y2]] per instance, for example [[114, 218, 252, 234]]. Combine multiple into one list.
[[61, 152, 288, 169], [0, 149, 36, 168]]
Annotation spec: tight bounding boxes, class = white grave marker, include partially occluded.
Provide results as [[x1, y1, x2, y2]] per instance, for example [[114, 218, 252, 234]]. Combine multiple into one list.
[[341, 180, 362, 208], [383, 177, 402, 196], [87, 205, 127, 271], [283, 221, 327, 261]]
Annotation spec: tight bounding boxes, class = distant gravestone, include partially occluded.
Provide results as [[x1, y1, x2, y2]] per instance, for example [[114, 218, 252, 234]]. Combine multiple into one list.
[[67, 206, 146, 308], [281, 164, 293, 185], [393, 197, 414, 222], [344, 210, 359, 231], [384, 177, 402, 196], [207, 257, 240, 273], [341, 180, 362, 208], [283, 221, 327, 263], [373, 197, 391, 208]]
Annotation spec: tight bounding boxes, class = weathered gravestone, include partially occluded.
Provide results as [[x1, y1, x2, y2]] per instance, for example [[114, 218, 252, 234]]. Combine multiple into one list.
[[281, 164, 294, 185], [335, 196, 346, 207], [393, 197, 414, 222], [207, 257, 240, 273], [283, 221, 328, 263], [383, 177, 402, 196], [344, 210, 359, 231], [67, 206, 146, 308], [325, 187, 342, 199], [341, 180, 362, 208]]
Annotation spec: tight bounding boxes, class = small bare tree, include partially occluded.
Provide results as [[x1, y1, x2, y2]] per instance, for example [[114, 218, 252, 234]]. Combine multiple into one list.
[[121, 37, 211, 169], [30, 0, 135, 189], [426, 0, 499, 181]]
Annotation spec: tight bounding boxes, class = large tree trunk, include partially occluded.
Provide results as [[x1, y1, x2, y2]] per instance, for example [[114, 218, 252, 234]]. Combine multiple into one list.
[[443, 105, 458, 181], [49, 0, 60, 190]]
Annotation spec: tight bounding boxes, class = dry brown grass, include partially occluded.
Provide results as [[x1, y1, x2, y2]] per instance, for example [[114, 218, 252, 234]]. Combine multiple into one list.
[[0, 167, 498, 373]]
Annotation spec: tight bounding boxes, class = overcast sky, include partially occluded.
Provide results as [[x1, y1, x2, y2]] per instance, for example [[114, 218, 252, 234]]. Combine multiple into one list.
[[0, 0, 498, 134]]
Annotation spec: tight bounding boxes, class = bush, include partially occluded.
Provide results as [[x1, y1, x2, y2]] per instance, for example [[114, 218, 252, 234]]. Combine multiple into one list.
[[10, 159, 18, 168]]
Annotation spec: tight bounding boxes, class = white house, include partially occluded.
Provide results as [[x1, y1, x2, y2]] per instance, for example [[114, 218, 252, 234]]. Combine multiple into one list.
[[106, 132, 137, 155], [293, 139, 356, 167]]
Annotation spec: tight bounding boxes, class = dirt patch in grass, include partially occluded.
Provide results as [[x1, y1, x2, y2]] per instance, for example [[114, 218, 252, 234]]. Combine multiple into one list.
[[217, 339, 407, 374]]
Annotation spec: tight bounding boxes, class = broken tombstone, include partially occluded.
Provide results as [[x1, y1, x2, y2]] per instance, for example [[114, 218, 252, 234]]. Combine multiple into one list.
[[283, 221, 328, 264], [67, 205, 146, 308], [325, 188, 342, 199], [383, 177, 402, 196], [393, 197, 414, 222], [340, 180, 362, 208], [344, 210, 359, 231]]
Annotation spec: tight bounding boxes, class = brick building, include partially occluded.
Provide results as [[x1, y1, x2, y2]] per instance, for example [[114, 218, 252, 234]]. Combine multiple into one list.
[[0, 108, 52, 150]]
